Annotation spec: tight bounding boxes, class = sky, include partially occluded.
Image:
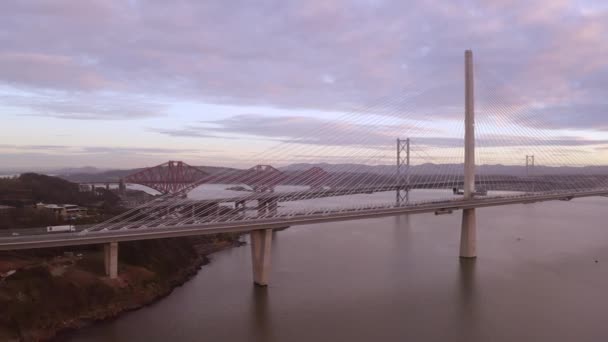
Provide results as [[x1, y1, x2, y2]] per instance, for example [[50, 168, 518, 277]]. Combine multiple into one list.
[[1, 0, 608, 170]]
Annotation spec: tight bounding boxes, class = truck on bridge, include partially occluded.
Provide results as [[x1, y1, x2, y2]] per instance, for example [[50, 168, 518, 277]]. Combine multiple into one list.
[[46, 225, 76, 233]]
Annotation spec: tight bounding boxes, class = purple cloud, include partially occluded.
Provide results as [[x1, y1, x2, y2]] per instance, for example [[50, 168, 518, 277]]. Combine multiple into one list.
[[0, 0, 606, 130]]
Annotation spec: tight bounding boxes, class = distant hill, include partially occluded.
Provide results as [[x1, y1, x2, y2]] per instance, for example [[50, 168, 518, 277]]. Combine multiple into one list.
[[58, 165, 241, 183], [281, 163, 608, 176], [0, 166, 110, 177], [48, 166, 107, 175], [0, 173, 119, 207], [58, 169, 141, 183]]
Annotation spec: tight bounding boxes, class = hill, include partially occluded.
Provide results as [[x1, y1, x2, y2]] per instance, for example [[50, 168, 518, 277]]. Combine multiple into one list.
[[281, 163, 608, 176], [58, 165, 240, 183], [0, 173, 120, 208]]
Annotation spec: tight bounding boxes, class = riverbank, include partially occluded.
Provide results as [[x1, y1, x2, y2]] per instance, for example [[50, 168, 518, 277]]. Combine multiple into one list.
[[0, 234, 243, 342]]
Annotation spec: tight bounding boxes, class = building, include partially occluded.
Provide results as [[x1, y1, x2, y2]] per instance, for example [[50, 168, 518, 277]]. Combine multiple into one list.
[[35, 203, 88, 219], [0, 205, 15, 217], [63, 204, 88, 218], [78, 184, 92, 192]]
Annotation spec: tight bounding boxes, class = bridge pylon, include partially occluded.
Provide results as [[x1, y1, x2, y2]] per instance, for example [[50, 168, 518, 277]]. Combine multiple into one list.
[[396, 138, 411, 205], [460, 49, 477, 259]]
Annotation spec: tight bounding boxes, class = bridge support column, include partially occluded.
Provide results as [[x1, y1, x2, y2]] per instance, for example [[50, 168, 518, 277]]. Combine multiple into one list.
[[250, 229, 273, 286], [257, 200, 268, 217], [268, 199, 278, 216], [460, 208, 476, 258], [104, 242, 118, 279], [460, 50, 477, 259], [118, 178, 126, 195]]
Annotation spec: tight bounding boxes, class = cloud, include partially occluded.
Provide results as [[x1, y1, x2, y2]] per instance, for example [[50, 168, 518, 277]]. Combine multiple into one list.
[[515, 103, 608, 131], [152, 113, 608, 151], [0, 0, 606, 128], [417, 135, 608, 148], [0, 144, 71, 151], [0, 152, 175, 170], [0, 144, 204, 154], [1, 92, 166, 120], [153, 114, 425, 148], [0, 53, 110, 91], [0, 144, 217, 169], [80, 146, 206, 154]]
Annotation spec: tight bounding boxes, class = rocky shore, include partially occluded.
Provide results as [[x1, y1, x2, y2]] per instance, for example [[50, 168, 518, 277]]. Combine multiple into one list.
[[0, 234, 243, 342]]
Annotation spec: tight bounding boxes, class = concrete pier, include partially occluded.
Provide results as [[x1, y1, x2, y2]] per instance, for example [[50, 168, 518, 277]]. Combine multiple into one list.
[[257, 199, 278, 217], [460, 208, 477, 257], [268, 199, 278, 216], [104, 242, 119, 279], [250, 229, 273, 286], [460, 49, 477, 259], [257, 200, 267, 217]]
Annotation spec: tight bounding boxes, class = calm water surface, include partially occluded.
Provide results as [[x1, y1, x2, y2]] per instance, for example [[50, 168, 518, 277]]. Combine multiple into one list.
[[67, 191, 608, 342]]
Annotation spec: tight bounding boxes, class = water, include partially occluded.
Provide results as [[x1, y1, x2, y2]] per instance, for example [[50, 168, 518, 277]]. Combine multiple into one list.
[[66, 193, 608, 342], [187, 184, 491, 215]]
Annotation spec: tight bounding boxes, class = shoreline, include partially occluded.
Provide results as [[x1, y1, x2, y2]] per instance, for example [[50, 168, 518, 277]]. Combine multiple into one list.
[[0, 236, 245, 342], [56, 241, 245, 342], [53, 239, 245, 342]]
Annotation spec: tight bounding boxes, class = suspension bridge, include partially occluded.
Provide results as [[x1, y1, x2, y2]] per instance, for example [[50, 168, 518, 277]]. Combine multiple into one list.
[[3, 50, 608, 286]]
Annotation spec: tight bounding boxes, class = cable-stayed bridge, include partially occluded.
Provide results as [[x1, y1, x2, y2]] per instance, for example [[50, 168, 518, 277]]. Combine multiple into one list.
[[4, 50, 608, 286]]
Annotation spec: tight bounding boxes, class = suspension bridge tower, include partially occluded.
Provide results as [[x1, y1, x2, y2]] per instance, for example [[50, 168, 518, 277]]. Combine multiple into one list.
[[526, 155, 535, 176], [460, 49, 477, 259], [396, 138, 411, 204]]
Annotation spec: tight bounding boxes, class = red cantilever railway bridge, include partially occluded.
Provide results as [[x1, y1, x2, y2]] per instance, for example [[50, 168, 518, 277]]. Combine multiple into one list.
[[122, 161, 331, 194]]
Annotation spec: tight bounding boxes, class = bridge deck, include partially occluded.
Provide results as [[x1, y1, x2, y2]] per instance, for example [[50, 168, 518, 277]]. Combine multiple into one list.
[[0, 189, 605, 251]]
